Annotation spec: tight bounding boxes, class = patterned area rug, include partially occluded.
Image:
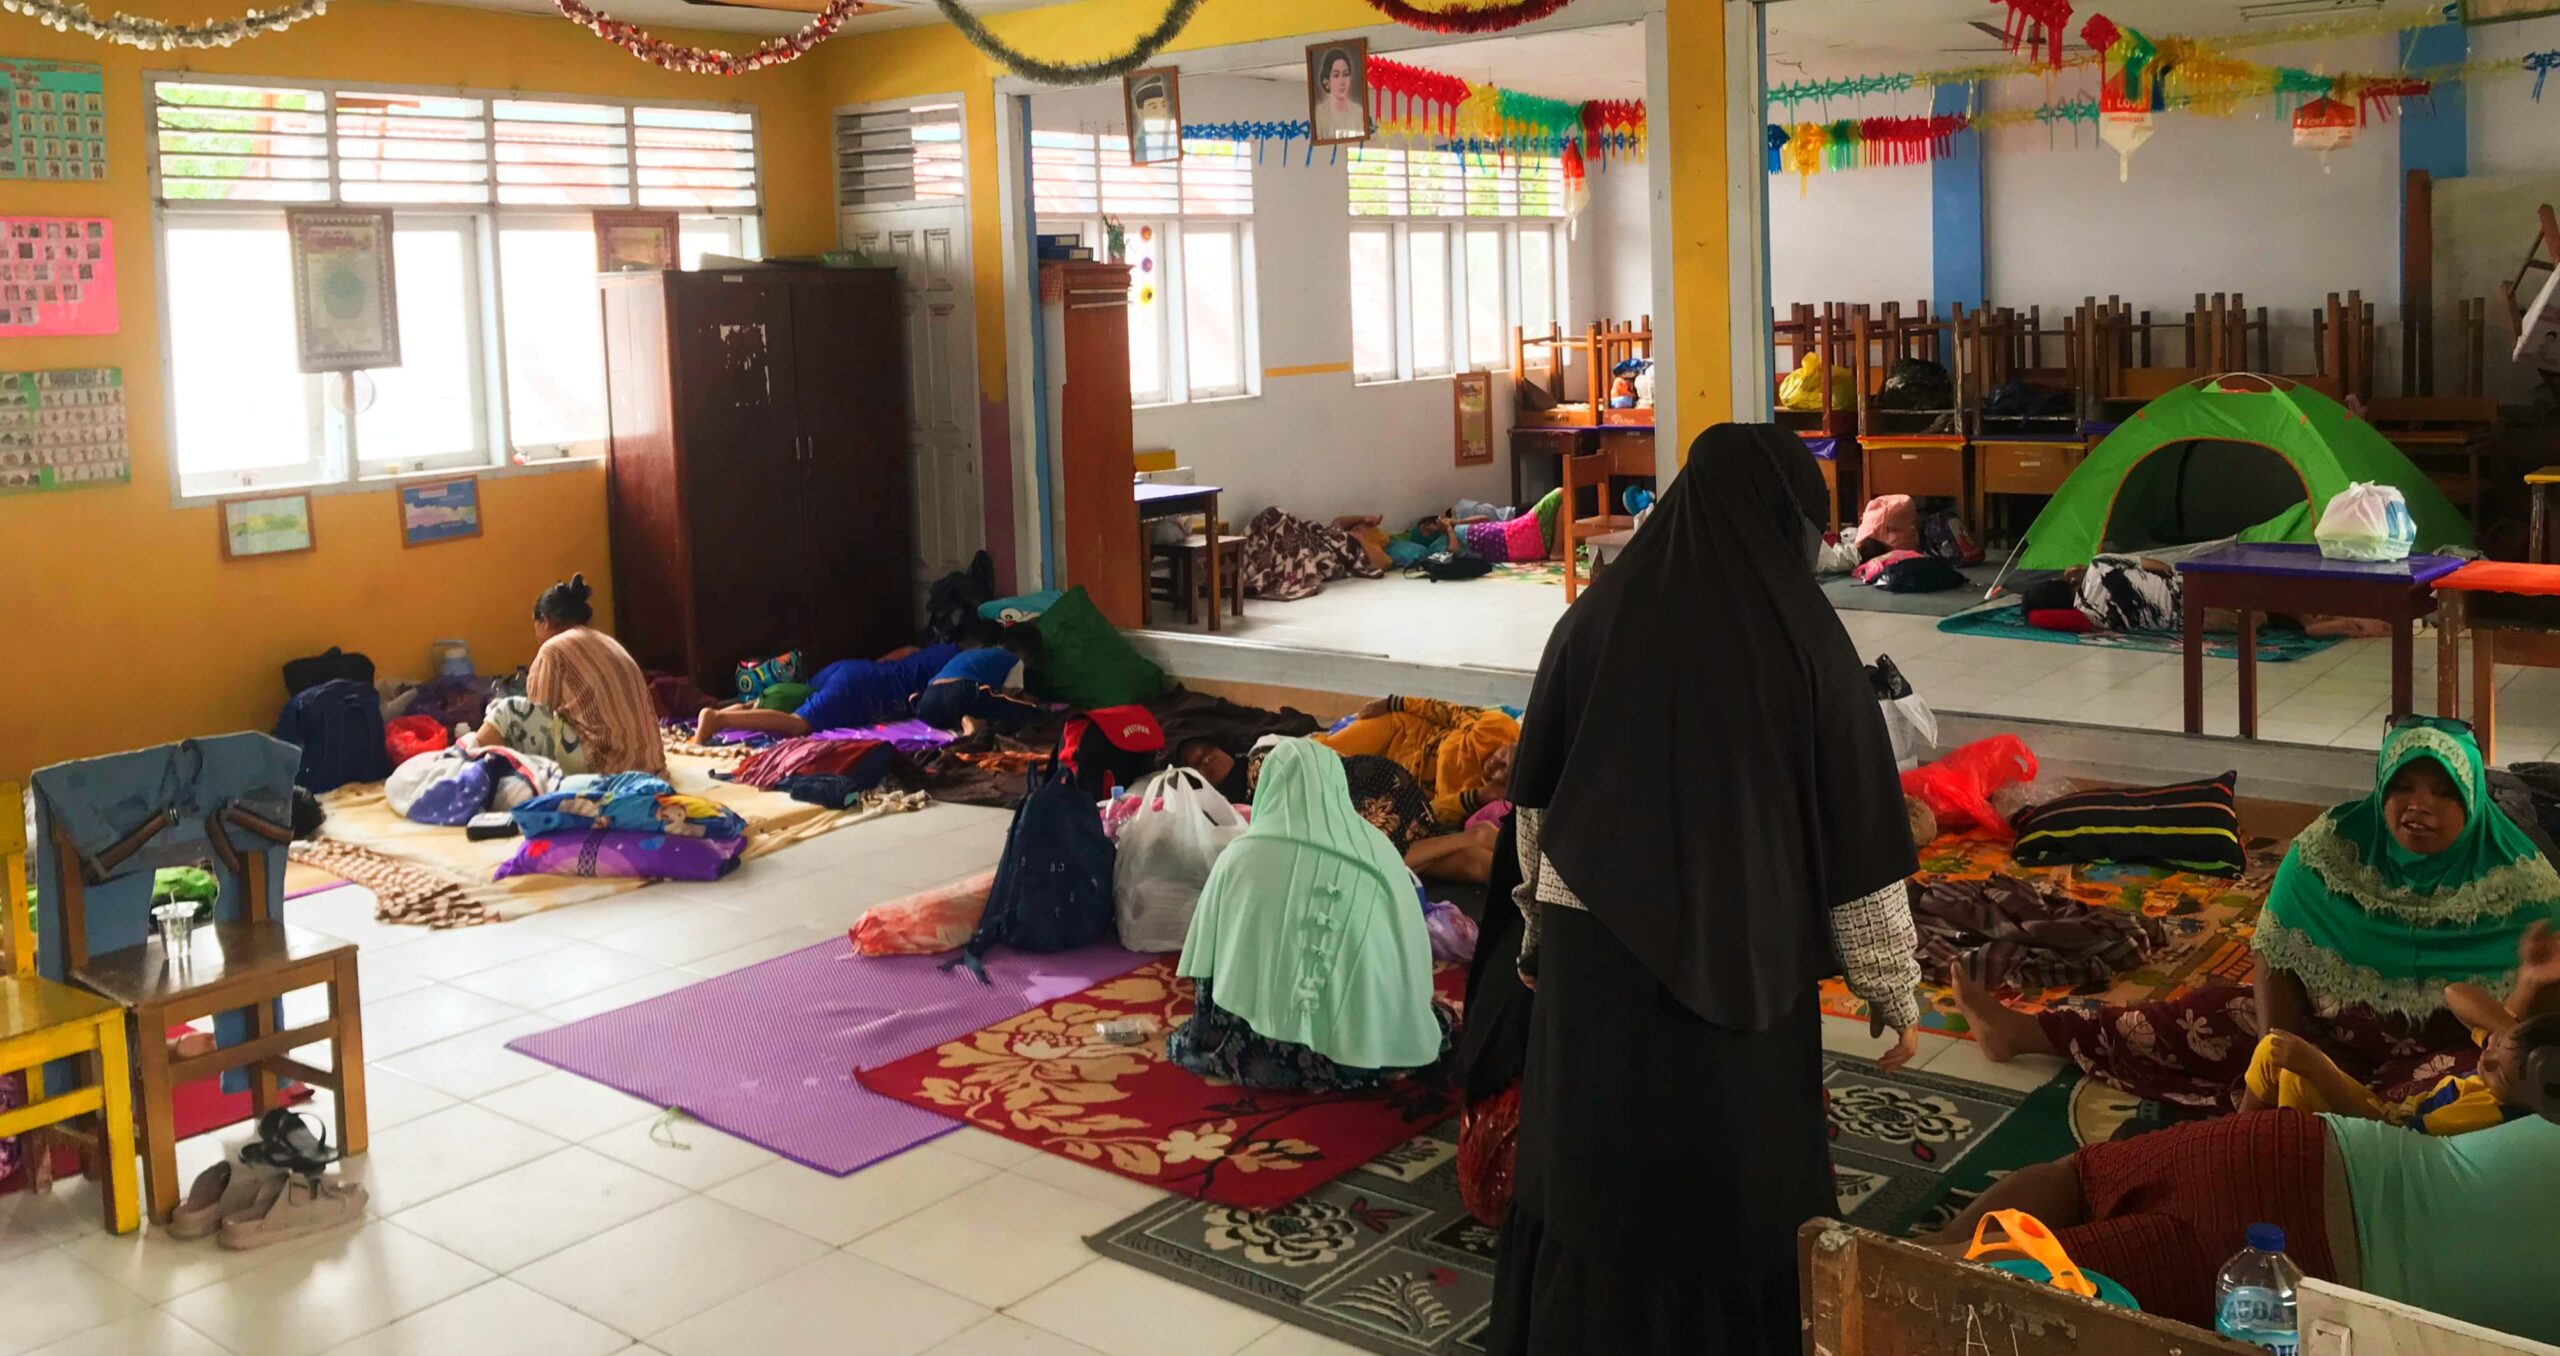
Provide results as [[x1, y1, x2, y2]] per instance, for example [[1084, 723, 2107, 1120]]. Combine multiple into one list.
[[1936, 598, 2345, 662], [857, 959, 1466, 1210], [1084, 1055, 2079, 1356], [1821, 831, 2281, 1037]]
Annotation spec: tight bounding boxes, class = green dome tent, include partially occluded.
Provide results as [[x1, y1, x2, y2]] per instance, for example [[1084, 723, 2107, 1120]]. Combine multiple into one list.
[[2015, 375, 2474, 571]]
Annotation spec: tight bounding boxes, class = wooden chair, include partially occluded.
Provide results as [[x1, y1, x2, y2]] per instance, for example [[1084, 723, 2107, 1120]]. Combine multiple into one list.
[[45, 801, 366, 1224], [1853, 303, 1972, 522], [1561, 449, 1637, 602], [1149, 532, 1244, 626], [2363, 394, 2499, 510], [0, 783, 138, 1234]]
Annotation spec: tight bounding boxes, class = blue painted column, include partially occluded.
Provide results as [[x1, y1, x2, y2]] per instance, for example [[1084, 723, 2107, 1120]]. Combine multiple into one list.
[[2400, 23, 2469, 185], [1930, 82, 1985, 312]]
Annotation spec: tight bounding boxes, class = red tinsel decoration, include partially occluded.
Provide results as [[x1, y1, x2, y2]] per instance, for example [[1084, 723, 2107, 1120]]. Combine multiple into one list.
[[554, 0, 869, 73], [1356, 0, 1578, 36], [2079, 12, 2120, 60], [1367, 56, 1471, 135], [1857, 113, 1970, 167], [1581, 98, 1644, 161], [1989, 0, 2073, 68], [2353, 77, 2432, 124]]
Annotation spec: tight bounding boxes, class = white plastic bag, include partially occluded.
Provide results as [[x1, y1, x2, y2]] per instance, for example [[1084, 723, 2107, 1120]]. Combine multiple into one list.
[[1879, 694, 1938, 773], [2314, 481, 2416, 563], [1111, 768, 1246, 952]]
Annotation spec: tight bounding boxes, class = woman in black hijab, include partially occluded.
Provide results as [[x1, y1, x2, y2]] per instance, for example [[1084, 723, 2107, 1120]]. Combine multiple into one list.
[[1485, 424, 1925, 1356]]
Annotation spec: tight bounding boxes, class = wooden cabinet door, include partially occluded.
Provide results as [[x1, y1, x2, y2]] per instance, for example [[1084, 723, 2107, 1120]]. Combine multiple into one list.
[[669, 273, 803, 690], [789, 270, 914, 665]]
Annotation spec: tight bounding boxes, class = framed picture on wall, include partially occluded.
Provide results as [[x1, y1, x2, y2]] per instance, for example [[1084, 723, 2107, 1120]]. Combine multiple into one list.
[[2460, 0, 2560, 22], [1306, 38, 1371, 147], [1123, 67, 1183, 166], [594, 208, 680, 272], [285, 207, 399, 373], [398, 474, 482, 547], [1452, 370, 1494, 467], [218, 490, 315, 561]]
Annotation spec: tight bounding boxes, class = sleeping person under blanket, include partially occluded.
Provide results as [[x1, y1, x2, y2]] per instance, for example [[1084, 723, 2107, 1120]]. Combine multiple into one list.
[[2025, 552, 2388, 639]]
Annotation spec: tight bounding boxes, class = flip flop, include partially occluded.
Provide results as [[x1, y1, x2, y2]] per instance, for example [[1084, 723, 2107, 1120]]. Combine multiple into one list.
[[241, 1108, 340, 1172], [167, 1159, 282, 1240]]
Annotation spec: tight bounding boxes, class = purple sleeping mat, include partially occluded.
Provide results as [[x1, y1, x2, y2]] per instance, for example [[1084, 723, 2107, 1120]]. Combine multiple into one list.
[[508, 937, 1149, 1175]]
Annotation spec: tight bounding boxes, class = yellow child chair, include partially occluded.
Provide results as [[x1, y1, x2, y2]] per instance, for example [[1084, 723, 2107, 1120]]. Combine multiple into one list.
[[0, 782, 139, 1233]]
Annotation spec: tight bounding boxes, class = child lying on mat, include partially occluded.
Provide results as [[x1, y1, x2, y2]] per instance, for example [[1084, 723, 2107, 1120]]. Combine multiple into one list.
[[914, 621, 1043, 735], [2240, 922, 2560, 1134], [693, 643, 956, 743]]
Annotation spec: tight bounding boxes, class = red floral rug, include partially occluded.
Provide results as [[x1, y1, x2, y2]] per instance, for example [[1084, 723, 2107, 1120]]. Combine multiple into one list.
[[857, 960, 1464, 1211]]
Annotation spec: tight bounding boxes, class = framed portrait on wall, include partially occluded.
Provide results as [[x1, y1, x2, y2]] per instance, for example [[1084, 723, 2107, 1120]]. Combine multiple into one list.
[[594, 208, 680, 272], [218, 490, 315, 561], [1452, 370, 1494, 467], [285, 207, 399, 373], [2460, 0, 2560, 22], [1123, 67, 1183, 166], [1306, 39, 1371, 147]]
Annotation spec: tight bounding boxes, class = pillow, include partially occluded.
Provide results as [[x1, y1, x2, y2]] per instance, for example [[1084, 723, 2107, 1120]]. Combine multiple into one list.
[[735, 650, 805, 702], [2012, 772, 2245, 875], [756, 682, 813, 713], [979, 589, 1065, 625], [1027, 585, 1168, 709], [493, 828, 745, 883]]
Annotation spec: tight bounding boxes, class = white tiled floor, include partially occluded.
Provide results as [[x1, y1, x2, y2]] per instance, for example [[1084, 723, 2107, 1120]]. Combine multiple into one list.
[[0, 780, 2070, 1356], [1153, 573, 2560, 763]]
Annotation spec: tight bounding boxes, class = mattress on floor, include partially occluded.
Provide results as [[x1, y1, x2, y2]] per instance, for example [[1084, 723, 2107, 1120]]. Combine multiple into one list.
[[309, 749, 863, 920]]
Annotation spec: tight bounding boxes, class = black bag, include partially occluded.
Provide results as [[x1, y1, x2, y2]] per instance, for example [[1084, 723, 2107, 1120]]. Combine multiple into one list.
[[1407, 552, 1493, 582], [921, 550, 998, 644], [282, 647, 374, 698], [1875, 358, 1954, 412], [1865, 654, 1914, 702], [945, 750, 1116, 982], [1874, 555, 1968, 594]]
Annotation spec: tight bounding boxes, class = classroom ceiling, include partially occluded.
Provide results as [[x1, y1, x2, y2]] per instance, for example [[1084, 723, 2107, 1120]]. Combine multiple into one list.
[[410, 0, 1070, 39], [1763, 0, 2443, 77]]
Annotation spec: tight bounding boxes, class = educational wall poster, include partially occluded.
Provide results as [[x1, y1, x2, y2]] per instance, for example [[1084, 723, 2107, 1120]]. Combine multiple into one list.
[[286, 207, 401, 373], [0, 365, 124, 494], [0, 57, 105, 182], [593, 209, 677, 273], [1452, 370, 1493, 467], [219, 490, 315, 560], [0, 216, 115, 336], [398, 474, 482, 547]]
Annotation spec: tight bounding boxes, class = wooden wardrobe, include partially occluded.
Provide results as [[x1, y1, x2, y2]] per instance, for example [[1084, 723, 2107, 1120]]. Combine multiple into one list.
[[599, 266, 912, 694]]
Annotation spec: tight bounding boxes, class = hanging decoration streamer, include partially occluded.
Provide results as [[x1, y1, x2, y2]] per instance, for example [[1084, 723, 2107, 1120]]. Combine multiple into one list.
[[1187, 119, 1310, 162], [1184, 56, 1643, 170], [1356, 0, 1577, 36], [2530, 49, 2560, 101], [1582, 99, 1645, 164], [1367, 56, 1470, 136], [928, 0, 1207, 85], [1989, 0, 2074, 69], [0, 0, 323, 50], [553, 0, 872, 74]]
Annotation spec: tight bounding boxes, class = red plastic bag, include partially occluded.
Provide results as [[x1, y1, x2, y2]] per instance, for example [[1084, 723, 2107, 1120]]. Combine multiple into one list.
[[1457, 1084, 1520, 1227], [1899, 735, 2038, 837], [384, 714, 450, 767], [851, 870, 995, 957]]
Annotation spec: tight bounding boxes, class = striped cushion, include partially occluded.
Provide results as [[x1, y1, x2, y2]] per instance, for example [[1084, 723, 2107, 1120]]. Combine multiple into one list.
[[2012, 772, 2245, 875]]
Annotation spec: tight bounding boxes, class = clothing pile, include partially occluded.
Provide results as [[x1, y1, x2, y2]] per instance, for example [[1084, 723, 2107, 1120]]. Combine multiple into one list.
[[1908, 875, 2169, 991], [494, 772, 751, 883], [1236, 507, 1383, 601], [384, 745, 563, 826], [722, 735, 894, 795]]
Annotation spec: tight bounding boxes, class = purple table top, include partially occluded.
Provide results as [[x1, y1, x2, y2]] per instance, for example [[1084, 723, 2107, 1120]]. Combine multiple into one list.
[[2175, 542, 2465, 586]]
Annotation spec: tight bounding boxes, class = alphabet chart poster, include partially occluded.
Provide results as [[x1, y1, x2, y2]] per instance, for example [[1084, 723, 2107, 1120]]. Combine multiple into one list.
[[0, 366, 126, 494], [0, 57, 105, 182], [0, 216, 115, 335]]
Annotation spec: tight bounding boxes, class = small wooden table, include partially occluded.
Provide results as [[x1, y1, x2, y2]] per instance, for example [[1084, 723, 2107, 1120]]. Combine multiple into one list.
[[2530, 466, 2560, 564], [2434, 561, 2560, 765], [1508, 426, 1598, 509], [1134, 481, 1223, 632], [2174, 544, 2465, 739]]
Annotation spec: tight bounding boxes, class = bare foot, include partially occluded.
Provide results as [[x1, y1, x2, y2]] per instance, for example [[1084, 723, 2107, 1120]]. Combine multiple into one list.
[[692, 707, 726, 745], [1949, 965, 2053, 1063]]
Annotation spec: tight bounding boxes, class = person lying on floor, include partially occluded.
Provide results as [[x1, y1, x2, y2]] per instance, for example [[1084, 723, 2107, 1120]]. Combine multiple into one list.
[[464, 573, 666, 777], [1232, 738, 1503, 885], [691, 641, 958, 743], [1169, 739, 1455, 1093], [1315, 694, 1517, 828], [2239, 923, 2560, 1134], [2027, 554, 2387, 639], [914, 620, 1044, 735], [1925, 1042, 2560, 1343]]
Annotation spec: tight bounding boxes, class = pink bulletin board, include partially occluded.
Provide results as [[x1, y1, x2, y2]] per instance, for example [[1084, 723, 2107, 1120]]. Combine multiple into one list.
[[0, 216, 113, 336]]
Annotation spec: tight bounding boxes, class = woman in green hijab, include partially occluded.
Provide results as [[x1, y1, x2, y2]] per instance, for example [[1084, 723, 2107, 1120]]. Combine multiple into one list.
[[1168, 738, 1454, 1092], [1958, 717, 2560, 1108]]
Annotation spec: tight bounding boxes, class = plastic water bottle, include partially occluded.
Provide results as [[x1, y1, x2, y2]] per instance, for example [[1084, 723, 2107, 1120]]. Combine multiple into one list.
[[2215, 1223, 2304, 1356]]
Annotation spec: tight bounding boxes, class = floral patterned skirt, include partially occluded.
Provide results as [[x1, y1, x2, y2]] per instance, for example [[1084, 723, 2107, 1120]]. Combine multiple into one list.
[[2036, 986, 2477, 1110], [1166, 982, 1455, 1094]]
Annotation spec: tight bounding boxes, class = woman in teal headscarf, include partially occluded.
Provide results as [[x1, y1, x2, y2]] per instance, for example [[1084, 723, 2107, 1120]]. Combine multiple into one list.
[[1959, 717, 2560, 1108], [1168, 738, 1454, 1092]]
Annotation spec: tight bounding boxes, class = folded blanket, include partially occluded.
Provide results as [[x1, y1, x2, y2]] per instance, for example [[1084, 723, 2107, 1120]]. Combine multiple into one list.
[[1911, 875, 2168, 992]]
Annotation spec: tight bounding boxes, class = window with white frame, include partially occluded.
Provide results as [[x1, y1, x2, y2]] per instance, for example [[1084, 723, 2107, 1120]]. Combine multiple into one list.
[[150, 78, 762, 499], [1346, 147, 1566, 385], [1033, 131, 1255, 406]]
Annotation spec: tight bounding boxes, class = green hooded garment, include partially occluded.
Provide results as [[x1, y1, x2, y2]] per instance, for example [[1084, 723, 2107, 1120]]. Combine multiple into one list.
[[1175, 739, 1442, 1071], [2254, 717, 2560, 1021]]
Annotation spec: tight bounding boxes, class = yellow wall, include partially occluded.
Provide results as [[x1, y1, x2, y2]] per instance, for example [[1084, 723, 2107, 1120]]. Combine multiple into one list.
[[0, 0, 835, 782]]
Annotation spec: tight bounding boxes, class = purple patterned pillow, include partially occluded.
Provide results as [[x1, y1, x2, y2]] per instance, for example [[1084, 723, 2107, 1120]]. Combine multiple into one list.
[[493, 828, 745, 882]]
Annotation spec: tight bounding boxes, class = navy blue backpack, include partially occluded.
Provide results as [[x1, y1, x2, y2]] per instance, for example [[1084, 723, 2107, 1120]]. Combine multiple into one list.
[[946, 752, 1116, 981], [273, 677, 391, 794]]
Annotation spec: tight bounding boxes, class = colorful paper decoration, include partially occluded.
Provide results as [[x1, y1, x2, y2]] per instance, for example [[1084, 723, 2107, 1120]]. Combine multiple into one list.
[[1356, 0, 1577, 35], [2291, 94, 2356, 171], [1367, 56, 1468, 135], [1989, 0, 2074, 68], [0, 0, 323, 50], [553, 0, 875, 75], [931, 0, 1206, 85], [2098, 104, 2152, 181], [1561, 138, 1588, 219]]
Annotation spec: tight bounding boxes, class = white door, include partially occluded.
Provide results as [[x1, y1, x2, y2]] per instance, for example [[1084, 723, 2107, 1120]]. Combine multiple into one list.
[[842, 204, 980, 600]]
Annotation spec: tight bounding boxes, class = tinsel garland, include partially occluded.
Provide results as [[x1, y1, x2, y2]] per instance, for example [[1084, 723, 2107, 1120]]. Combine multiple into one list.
[[0, 0, 322, 49], [1186, 119, 1309, 162], [1582, 99, 1644, 162], [552, 0, 866, 74], [930, 0, 1206, 85], [1357, 0, 1577, 36]]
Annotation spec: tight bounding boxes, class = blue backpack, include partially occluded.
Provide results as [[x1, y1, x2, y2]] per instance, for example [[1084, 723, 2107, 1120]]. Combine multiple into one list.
[[946, 754, 1116, 981], [273, 678, 391, 794]]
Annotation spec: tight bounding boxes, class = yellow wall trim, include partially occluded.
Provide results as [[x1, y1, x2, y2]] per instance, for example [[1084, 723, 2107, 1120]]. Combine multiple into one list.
[[1261, 362, 1353, 379]]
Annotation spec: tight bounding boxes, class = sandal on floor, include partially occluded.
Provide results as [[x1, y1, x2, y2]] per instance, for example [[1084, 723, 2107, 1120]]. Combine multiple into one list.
[[241, 1109, 341, 1173], [217, 1175, 365, 1250], [167, 1160, 283, 1241]]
